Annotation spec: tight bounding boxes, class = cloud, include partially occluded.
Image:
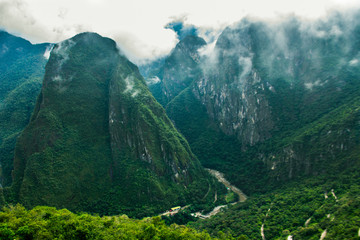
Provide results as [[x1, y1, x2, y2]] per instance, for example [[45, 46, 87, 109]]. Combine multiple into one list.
[[112, 30, 177, 65], [165, 15, 198, 40], [51, 39, 76, 76], [197, 8, 360, 91], [1, 0, 360, 65], [0, 0, 44, 42], [304, 79, 325, 90], [124, 75, 140, 97], [43, 44, 54, 59], [147, 76, 161, 85], [238, 56, 252, 84], [349, 58, 359, 66]]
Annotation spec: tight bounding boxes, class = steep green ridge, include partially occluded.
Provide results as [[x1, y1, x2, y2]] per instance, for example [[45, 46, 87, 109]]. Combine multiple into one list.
[[10, 32, 221, 218], [143, 35, 206, 106], [0, 205, 224, 240], [0, 31, 49, 187]]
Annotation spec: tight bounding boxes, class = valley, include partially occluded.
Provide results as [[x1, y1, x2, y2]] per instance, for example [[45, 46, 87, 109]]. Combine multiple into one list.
[[0, 6, 360, 240], [160, 168, 245, 219]]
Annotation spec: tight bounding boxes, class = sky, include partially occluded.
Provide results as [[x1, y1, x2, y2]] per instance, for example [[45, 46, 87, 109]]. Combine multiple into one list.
[[0, 0, 359, 64]]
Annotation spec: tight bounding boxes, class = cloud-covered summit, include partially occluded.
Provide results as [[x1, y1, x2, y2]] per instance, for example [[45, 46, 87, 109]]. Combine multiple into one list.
[[1, 0, 360, 65], [165, 16, 198, 40]]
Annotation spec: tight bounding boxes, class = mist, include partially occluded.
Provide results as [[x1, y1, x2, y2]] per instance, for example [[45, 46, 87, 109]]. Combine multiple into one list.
[[1, 0, 360, 65], [196, 7, 360, 92]]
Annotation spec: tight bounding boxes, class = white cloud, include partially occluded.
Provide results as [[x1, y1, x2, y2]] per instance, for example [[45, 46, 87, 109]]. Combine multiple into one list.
[[124, 75, 135, 93], [43, 44, 54, 59], [349, 58, 359, 66], [147, 76, 161, 85], [304, 79, 325, 90], [0, 0, 359, 64], [198, 40, 217, 58]]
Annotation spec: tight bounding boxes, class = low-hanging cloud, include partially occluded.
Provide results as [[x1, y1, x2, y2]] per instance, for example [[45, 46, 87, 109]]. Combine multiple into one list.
[[197, 7, 360, 92], [1, 0, 360, 66], [0, 0, 45, 42], [165, 15, 198, 40]]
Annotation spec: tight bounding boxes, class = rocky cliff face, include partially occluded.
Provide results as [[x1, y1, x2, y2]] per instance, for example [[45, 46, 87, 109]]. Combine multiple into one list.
[[193, 23, 274, 147], [261, 96, 360, 181], [11, 32, 217, 217], [161, 11, 360, 192], [192, 13, 360, 148], [144, 35, 206, 106]]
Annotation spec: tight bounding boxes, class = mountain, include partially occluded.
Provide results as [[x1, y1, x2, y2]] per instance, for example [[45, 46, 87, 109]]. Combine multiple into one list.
[[9, 32, 220, 218], [0, 31, 50, 188], [161, 12, 360, 192], [1, 9, 360, 239], [142, 35, 206, 106], [142, 10, 360, 239]]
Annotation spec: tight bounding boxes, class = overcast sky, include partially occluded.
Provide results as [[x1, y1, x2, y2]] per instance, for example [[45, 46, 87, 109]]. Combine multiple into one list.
[[0, 0, 359, 64]]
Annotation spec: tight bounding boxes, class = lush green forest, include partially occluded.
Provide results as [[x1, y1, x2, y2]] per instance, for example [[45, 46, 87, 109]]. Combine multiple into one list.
[[1, 9, 360, 240], [0, 205, 226, 240], [191, 170, 360, 239], [6, 32, 223, 219], [0, 31, 49, 188]]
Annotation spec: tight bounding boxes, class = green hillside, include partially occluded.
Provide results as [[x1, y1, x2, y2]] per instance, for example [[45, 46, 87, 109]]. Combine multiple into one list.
[[0, 31, 50, 187], [9, 32, 222, 218], [0, 205, 224, 240]]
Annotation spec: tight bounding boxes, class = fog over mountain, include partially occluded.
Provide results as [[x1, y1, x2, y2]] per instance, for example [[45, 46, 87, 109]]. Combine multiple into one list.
[[1, 0, 359, 64], [1, 1, 360, 239]]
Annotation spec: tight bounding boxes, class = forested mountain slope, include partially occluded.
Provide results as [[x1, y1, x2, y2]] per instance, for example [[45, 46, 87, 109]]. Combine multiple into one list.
[[0, 31, 50, 187], [9, 32, 221, 218], [159, 11, 360, 194]]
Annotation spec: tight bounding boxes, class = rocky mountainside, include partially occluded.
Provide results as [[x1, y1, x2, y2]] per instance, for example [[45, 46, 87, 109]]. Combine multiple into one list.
[[143, 35, 206, 106], [149, 11, 360, 193], [148, 11, 360, 238], [0, 9, 359, 238], [10, 32, 220, 217], [0, 31, 50, 187]]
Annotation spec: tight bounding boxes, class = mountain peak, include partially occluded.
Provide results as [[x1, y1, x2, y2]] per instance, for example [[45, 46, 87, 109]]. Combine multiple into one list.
[[11, 32, 218, 217]]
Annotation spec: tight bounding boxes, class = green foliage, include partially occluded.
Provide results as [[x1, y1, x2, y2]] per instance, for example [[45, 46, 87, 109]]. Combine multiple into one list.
[[162, 210, 197, 226], [162, 16, 360, 239], [145, 35, 206, 106], [167, 87, 270, 194], [10, 32, 220, 218], [191, 170, 360, 239], [225, 192, 237, 203], [0, 31, 49, 187], [0, 205, 223, 239]]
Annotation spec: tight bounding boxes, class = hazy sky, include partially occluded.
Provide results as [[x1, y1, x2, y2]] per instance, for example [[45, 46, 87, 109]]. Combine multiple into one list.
[[0, 0, 359, 64]]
